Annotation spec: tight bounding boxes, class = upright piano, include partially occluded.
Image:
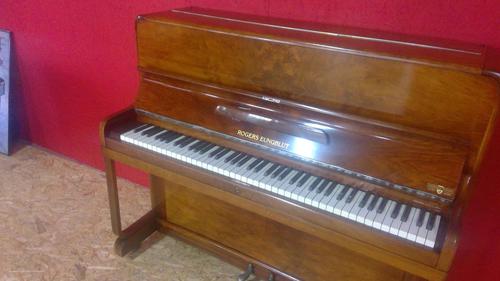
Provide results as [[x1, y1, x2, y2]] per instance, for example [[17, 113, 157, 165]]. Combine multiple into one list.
[[100, 7, 500, 281]]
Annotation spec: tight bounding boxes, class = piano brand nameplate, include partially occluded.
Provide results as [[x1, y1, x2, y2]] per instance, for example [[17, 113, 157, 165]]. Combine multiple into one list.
[[237, 129, 290, 149]]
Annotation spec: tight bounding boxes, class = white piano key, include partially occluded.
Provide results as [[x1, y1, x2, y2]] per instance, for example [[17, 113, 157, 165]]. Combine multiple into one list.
[[398, 207, 417, 239], [356, 194, 374, 224], [389, 204, 405, 235], [240, 161, 260, 184], [254, 163, 275, 188], [341, 190, 363, 219], [424, 215, 441, 248], [277, 171, 299, 197], [260, 174, 277, 191], [380, 201, 396, 232], [219, 153, 240, 177], [316, 182, 335, 210], [123, 125, 153, 143], [120, 125, 145, 142], [407, 209, 423, 242], [212, 151, 234, 175], [289, 174, 309, 201], [233, 160, 255, 182], [282, 171, 300, 198], [295, 177, 317, 203], [327, 185, 346, 216], [364, 197, 382, 227], [311, 181, 331, 208], [197, 146, 220, 170], [346, 191, 365, 221], [323, 184, 342, 213], [268, 170, 289, 193], [372, 200, 391, 230], [303, 178, 323, 205], [416, 212, 430, 245]]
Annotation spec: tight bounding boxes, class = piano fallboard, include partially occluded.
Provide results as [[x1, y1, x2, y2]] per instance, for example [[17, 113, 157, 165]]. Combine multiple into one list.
[[135, 73, 468, 202]]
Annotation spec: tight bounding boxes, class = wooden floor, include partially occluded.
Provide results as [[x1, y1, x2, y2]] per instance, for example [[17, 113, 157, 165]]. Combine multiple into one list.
[[0, 145, 242, 281]]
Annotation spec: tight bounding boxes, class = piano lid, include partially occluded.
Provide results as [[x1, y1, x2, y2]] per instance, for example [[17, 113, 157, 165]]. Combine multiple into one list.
[[134, 7, 499, 202]]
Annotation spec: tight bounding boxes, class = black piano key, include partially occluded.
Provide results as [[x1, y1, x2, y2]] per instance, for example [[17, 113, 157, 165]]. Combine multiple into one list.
[[254, 160, 270, 172], [142, 126, 162, 136], [230, 153, 246, 164], [376, 198, 388, 213], [214, 148, 230, 160], [188, 140, 204, 151], [278, 167, 292, 180], [179, 137, 196, 148], [145, 127, 164, 137], [289, 171, 304, 185], [154, 131, 170, 140], [336, 186, 350, 201], [194, 142, 211, 152], [224, 152, 240, 163], [164, 133, 182, 143], [308, 177, 322, 191], [416, 210, 426, 227], [157, 131, 175, 140], [316, 179, 329, 193], [297, 174, 311, 187], [199, 143, 216, 154], [324, 183, 335, 196], [237, 155, 252, 167], [426, 213, 437, 230], [367, 196, 379, 211], [271, 166, 286, 179], [391, 203, 402, 219], [174, 136, 189, 146], [346, 189, 359, 203], [133, 124, 150, 133], [247, 158, 262, 170], [358, 192, 371, 208], [401, 205, 412, 222], [264, 163, 280, 176], [209, 146, 225, 157]]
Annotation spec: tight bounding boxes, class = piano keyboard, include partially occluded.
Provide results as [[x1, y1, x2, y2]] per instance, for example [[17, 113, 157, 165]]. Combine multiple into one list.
[[120, 124, 442, 248]]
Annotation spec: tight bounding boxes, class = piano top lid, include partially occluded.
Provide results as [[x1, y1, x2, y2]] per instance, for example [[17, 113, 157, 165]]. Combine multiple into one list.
[[141, 6, 487, 73]]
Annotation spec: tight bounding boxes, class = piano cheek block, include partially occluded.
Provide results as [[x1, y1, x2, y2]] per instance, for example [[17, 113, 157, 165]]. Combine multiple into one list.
[[102, 6, 500, 281]]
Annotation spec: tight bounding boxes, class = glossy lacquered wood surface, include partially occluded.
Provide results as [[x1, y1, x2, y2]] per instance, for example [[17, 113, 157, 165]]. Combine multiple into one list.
[[136, 113, 449, 213], [135, 9, 499, 201], [100, 6, 500, 281], [135, 72, 468, 200], [164, 180, 407, 281], [136, 9, 498, 171], [100, 137, 447, 280], [144, 7, 487, 72]]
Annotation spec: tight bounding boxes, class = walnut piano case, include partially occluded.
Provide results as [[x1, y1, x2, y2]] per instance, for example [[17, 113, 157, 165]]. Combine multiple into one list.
[[100, 7, 500, 281]]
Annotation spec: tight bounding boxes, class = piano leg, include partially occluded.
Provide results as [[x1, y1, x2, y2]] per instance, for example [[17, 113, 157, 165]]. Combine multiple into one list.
[[114, 210, 157, 256], [104, 156, 158, 256]]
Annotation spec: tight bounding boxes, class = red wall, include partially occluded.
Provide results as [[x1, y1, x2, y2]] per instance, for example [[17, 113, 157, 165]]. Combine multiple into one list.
[[2, 1, 499, 280]]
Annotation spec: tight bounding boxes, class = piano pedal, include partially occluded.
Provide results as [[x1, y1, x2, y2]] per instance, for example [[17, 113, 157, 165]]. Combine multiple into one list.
[[237, 264, 254, 281]]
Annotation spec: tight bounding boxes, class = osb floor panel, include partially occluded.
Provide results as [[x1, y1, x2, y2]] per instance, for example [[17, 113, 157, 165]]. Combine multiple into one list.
[[0, 145, 243, 281]]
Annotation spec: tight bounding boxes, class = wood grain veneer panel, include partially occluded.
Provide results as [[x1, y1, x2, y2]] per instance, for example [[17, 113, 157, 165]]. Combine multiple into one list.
[[164, 182, 406, 281]]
